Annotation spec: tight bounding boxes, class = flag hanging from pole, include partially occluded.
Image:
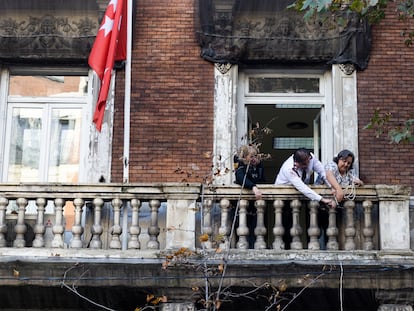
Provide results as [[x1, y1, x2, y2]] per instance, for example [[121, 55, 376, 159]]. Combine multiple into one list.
[[88, 0, 127, 131]]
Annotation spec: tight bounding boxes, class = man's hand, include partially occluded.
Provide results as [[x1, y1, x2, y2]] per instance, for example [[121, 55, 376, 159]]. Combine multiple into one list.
[[252, 186, 262, 200], [320, 197, 336, 209]]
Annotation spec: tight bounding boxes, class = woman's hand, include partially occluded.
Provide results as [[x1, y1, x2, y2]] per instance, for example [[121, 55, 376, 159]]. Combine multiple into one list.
[[333, 187, 344, 203], [353, 177, 364, 186]]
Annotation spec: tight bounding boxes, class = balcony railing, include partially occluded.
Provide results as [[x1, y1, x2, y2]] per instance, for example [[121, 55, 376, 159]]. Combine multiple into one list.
[[0, 183, 411, 254]]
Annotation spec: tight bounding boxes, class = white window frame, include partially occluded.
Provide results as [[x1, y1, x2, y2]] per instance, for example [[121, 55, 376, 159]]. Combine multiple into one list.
[[3, 100, 88, 182], [212, 64, 359, 185], [237, 69, 333, 166], [0, 66, 115, 183], [244, 72, 325, 97]]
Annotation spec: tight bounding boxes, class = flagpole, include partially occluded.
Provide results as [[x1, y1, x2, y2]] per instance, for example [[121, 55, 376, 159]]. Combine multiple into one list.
[[123, 0, 132, 183], [121, 0, 133, 251]]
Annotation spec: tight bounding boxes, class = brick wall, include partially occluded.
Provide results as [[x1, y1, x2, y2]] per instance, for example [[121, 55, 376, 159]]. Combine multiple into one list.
[[111, 0, 214, 183], [112, 0, 414, 190], [357, 2, 414, 188]]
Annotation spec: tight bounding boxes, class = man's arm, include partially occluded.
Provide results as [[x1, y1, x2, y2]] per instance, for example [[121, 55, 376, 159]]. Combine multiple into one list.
[[289, 172, 323, 201], [311, 157, 326, 180], [287, 169, 335, 207]]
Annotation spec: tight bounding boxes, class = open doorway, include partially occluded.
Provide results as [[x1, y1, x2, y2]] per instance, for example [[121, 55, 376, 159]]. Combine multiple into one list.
[[247, 105, 321, 183]]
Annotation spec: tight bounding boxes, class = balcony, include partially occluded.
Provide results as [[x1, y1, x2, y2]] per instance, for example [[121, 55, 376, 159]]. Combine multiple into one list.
[[0, 183, 413, 310]]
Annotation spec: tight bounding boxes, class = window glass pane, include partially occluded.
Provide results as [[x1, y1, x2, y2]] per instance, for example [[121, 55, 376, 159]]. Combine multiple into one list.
[[273, 137, 314, 149], [249, 77, 319, 93], [9, 76, 88, 97], [48, 109, 82, 182], [8, 108, 42, 182]]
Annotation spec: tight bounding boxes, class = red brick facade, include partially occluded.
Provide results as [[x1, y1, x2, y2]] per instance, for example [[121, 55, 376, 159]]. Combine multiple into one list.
[[358, 2, 414, 187], [112, 0, 414, 190], [112, 0, 214, 183]]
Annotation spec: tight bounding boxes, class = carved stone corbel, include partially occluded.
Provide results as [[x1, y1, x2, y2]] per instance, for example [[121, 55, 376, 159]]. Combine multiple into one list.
[[339, 63, 356, 75], [215, 63, 232, 74]]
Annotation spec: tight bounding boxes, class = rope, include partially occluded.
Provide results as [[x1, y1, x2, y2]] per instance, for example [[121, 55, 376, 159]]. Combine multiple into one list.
[[344, 182, 357, 201], [333, 181, 357, 207]]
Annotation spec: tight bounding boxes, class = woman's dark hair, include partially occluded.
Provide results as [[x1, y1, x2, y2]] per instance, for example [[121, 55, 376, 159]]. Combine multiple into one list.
[[333, 149, 355, 169], [293, 148, 311, 165]]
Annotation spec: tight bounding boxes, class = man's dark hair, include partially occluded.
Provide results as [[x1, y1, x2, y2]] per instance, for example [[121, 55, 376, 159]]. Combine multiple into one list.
[[293, 148, 311, 164]]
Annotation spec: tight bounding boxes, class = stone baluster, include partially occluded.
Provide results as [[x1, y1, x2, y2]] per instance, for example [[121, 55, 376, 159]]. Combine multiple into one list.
[[90, 198, 104, 249], [201, 199, 213, 249], [33, 198, 46, 248], [0, 197, 9, 247], [147, 199, 161, 249], [218, 199, 231, 250], [272, 199, 285, 250], [109, 198, 123, 249], [290, 199, 303, 250], [51, 198, 66, 248], [362, 200, 374, 250], [326, 206, 339, 250], [254, 199, 267, 249], [70, 198, 84, 248], [307, 200, 320, 250], [236, 199, 249, 249], [14, 198, 28, 248], [344, 200, 356, 250], [128, 199, 141, 249]]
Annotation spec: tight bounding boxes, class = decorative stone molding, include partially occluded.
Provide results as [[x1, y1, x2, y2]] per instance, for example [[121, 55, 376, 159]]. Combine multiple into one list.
[[198, 2, 371, 69], [215, 62, 232, 74], [378, 305, 413, 311], [339, 63, 356, 75], [0, 12, 98, 60], [160, 302, 195, 311], [376, 289, 414, 308]]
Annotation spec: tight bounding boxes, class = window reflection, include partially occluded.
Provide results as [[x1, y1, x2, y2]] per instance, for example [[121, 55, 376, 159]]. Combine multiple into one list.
[[9, 76, 88, 97], [249, 77, 320, 93], [48, 109, 81, 182], [8, 108, 42, 182]]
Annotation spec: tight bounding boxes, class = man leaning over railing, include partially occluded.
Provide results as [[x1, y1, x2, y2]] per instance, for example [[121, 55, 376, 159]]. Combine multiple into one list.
[[275, 147, 336, 208]]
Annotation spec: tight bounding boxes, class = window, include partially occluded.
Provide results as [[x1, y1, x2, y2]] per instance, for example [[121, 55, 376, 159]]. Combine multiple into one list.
[[248, 77, 320, 94], [213, 64, 357, 185], [237, 70, 331, 183], [2, 71, 89, 183]]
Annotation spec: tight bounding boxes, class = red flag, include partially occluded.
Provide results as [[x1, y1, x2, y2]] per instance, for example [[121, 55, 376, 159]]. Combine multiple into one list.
[[88, 0, 127, 131]]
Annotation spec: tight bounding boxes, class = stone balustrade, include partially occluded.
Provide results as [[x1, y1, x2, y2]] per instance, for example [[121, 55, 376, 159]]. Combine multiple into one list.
[[0, 183, 411, 253]]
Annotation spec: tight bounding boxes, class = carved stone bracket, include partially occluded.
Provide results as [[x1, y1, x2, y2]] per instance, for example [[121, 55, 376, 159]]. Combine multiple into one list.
[[215, 62, 232, 74], [339, 63, 356, 75]]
